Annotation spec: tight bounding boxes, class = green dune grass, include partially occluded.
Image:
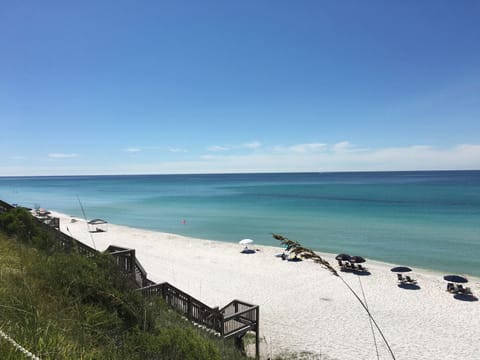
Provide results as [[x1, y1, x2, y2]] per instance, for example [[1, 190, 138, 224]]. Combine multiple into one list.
[[0, 208, 247, 359]]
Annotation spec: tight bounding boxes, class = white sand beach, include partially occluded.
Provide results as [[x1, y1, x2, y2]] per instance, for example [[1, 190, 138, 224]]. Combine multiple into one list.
[[54, 211, 480, 360]]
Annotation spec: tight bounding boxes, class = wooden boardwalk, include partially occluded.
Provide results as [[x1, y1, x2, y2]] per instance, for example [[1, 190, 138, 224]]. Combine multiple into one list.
[[0, 200, 260, 358]]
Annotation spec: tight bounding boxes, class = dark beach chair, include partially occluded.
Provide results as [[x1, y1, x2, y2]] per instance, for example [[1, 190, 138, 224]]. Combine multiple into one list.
[[405, 275, 417, 284], [357, 264, 366, 272], [457, 284, 465, 293], [447, 282, 455, 293], [465, 287, 473, 295], [338, 260, 343, 267], [397, 273, 405, 283]]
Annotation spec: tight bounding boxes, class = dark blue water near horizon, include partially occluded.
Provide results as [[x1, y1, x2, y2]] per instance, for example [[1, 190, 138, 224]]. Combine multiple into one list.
[[1, 170, 479, 276]]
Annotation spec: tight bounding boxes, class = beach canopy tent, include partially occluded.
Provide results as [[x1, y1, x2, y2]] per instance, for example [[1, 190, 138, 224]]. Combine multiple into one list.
[[443, 275, 468, 283], [35, 208, 51, 218], [88, 218, 108, 232], [390, 266, 412, 273]]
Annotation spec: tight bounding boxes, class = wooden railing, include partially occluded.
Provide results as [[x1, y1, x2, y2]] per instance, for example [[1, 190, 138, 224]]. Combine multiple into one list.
[[0, 200, 260, 358], [221, 300, 259, 339], [139, 282, 224, 334], [36, 221, 97, 257], [139, 283, 259, 357], [105, 245, 152, 288]]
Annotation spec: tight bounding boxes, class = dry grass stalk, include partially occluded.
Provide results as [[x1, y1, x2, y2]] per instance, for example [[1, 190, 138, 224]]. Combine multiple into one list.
[[272, 233, 395, 360], [272, 233, 338, 276]]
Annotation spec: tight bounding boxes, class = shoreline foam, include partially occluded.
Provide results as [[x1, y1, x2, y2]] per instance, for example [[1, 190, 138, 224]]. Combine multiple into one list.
[[53, 211, 480, 359]]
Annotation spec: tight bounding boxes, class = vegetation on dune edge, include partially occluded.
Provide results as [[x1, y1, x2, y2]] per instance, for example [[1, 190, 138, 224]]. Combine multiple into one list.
[[0, 207, 247, 359]]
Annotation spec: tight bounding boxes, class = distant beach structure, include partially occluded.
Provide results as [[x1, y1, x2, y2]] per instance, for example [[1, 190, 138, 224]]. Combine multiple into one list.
[[87, 218, 108, 233]]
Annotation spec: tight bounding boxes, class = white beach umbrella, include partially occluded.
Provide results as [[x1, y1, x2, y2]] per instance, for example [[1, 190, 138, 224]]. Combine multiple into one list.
[[239, 238, 254, 245]]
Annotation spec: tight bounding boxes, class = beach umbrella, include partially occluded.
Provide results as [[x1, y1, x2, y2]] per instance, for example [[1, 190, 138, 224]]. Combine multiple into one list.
[[335, 253, 351, 261], [443, 275, 468, 283], [390, 266, 412, 273], [349, 256, 366, 263], [239, 239, 255, 254], [239, 239, 254, 246]]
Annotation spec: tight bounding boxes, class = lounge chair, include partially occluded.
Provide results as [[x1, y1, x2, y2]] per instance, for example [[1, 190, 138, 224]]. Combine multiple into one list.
[[397, 273, 405, 283], [465, 287, 473, 295], [338, 260, 343, 267], [405, 275, 417, 284], [447, 282, 455, 293], [357, 264, 367, 272], [288, 255, 302, 262], [457, 284, 465, 293]]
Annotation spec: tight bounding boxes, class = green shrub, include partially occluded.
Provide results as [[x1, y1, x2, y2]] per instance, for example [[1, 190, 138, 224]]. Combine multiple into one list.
[[0, 210, 248, 359], [0, 208, 56, 250]]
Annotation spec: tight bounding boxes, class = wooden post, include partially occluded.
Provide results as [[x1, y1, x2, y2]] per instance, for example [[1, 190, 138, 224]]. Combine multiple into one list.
[[187, 295, 193, 320], [220, 312, 225, 337], [255, 306, 260, 359], [130, 250, 136, 273], [162, 283, 168, 304]]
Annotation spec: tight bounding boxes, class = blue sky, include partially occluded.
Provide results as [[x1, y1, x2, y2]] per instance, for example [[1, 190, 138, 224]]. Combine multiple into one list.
[[1, 0, 480, 175]]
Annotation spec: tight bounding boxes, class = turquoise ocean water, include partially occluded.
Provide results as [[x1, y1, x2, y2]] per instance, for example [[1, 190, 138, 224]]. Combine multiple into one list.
[[1, 171, 479, 276]]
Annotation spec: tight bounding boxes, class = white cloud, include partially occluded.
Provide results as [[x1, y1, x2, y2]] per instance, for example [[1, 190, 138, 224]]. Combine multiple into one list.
[[124, 147, 142, 153], [352, 144, 480, 170], [207, 145, 231, 152], [171, 143, 480, 174], [200, 155, 215, 160], [2, 143, 479, 176], [206, 141, 262, 152], [48, 153, 78, 159], [242, 141, 262, 149], [332, 141, 355, 153], [168, 147, 187, 153], [284, 143, 327, 153]]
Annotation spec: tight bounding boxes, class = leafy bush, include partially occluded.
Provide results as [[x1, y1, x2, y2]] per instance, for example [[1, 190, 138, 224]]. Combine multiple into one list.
[[0, 207, 55, 250]]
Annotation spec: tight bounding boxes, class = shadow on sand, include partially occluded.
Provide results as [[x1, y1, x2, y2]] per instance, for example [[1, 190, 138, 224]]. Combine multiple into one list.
[[339, 267, 371, 276], [454, 294, 478, 302], [398, 283, 421, 290], [240, 249, 256, 254], [353, 270, 371, 276]]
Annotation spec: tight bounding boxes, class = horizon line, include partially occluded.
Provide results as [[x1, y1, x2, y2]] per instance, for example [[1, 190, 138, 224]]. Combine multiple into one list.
[[1, 168, 479, 178]]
